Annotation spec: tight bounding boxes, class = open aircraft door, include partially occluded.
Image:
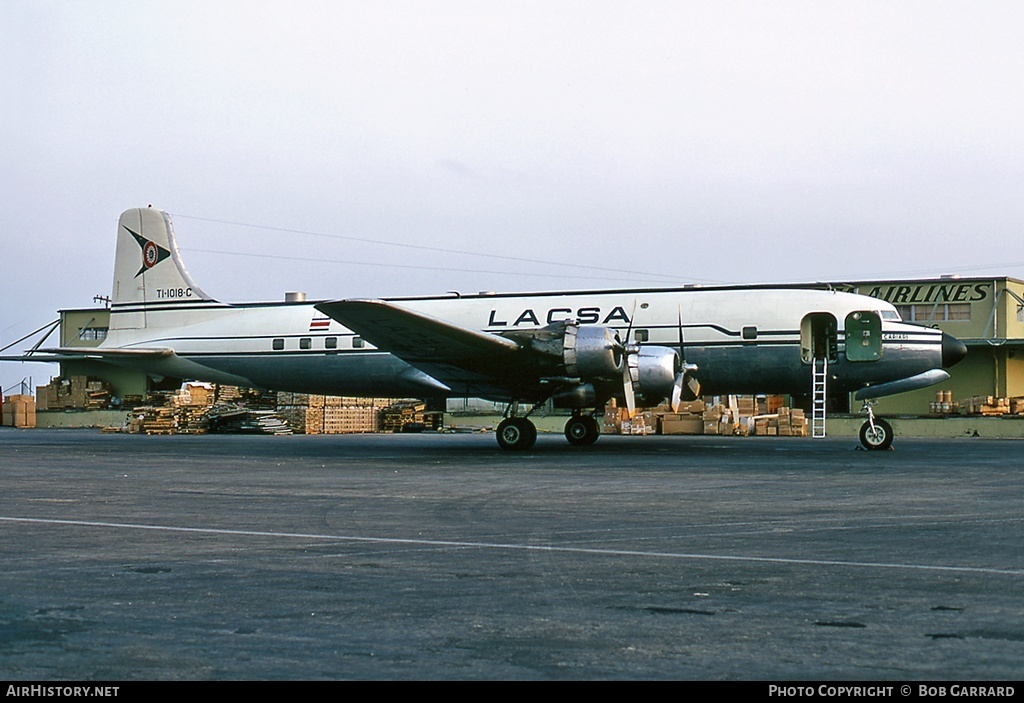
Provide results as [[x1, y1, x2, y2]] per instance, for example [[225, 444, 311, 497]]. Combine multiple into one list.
[[801, 312, 837, 438], [800, 312, 838, 364]]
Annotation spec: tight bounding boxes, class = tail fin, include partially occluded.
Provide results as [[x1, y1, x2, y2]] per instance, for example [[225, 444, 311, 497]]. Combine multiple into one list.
[[110, 208, 217, 330], [112, 207, 214, 306]]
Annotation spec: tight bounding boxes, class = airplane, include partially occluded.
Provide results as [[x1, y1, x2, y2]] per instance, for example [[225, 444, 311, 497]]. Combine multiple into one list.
[[6, 207, 967, 451]]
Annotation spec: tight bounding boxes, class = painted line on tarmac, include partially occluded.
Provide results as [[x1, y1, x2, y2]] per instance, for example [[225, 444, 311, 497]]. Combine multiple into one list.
[[1, 515, 1021, 576]]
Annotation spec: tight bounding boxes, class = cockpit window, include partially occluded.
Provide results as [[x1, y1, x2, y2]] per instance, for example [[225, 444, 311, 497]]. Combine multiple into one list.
[[880, 310, 901, 321]]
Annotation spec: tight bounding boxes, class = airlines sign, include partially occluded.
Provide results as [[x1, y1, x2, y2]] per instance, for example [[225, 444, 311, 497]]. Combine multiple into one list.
[[856, 282, 991, 305]]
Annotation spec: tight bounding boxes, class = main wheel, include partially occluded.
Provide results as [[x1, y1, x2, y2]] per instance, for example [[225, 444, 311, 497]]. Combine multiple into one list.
[[496, 417, 537, 451], [859, 418, 894, 451], [564, 415, 600, 446]]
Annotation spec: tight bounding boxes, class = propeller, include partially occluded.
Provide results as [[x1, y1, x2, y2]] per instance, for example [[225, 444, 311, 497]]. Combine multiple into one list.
[[620, 300, 639, 418], [671, 307, 700, 412]]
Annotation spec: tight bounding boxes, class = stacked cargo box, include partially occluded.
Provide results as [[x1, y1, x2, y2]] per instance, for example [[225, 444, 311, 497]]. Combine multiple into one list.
[[276, 393, 390, 434], [35, 376, 113, 410], [600, 401, 652, 434], [379, 401, 424, 432], [275, 392, 321, 434], [601, 400, 624, 434], [754, 407, 808, 436], [323, 404, 380, 434], [171, 382, 215, 433], [2, 394, 36, 428], [957, 395, 1024, 416], [128, 405, 176, 434], [657, 400, 705, 435], [378, 401, 441, 432], [598, 395, 805, 438], [702, 401, 734, 435]]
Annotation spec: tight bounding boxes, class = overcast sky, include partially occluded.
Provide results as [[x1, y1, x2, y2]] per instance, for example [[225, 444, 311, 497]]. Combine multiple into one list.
[[3, 1, 1024, 390]]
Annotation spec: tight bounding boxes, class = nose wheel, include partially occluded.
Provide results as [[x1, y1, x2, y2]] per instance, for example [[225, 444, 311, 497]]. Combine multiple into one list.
[[859, 418, 894, 451], [858, 401, 894, 451]]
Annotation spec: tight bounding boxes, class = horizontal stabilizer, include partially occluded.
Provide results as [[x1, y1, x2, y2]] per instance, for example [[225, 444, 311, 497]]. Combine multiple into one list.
[[35, 347, 176, 360], [2, 348, 175, 362], [0, 354, 68, 363]]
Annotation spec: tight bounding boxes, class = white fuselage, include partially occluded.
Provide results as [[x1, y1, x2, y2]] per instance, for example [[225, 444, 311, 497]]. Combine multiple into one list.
[[100, 285, 946, 401]]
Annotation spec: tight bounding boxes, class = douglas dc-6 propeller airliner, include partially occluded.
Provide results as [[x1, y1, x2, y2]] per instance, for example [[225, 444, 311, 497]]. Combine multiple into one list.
[[8, 207, 967, 451]]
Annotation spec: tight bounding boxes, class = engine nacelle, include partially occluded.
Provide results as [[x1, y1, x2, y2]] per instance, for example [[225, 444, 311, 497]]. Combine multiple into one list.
[[634, 346, 681, 405], [563, 324, 624, 378], [552, 347, 681, 409], [505, 320, 624, 380]]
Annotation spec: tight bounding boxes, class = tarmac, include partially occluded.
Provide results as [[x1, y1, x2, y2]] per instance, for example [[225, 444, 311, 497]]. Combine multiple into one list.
[[0, 428, 1022, 681]]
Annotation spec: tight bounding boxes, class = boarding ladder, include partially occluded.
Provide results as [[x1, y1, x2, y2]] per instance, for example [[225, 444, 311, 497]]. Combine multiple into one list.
[[811, 357, 827, 438]]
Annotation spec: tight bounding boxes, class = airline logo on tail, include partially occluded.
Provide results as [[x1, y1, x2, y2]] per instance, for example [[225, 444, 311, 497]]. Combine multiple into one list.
[[125, 227, 171, 277]]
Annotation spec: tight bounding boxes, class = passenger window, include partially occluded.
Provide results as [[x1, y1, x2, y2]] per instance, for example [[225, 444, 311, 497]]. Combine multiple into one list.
[[634, 329, 649, 343], [325, 337, 338, 349], [352, 336, 364, 349], [272, 338, 285, 351], [742, 326, 757, 340], [299, 338, 311, 350]]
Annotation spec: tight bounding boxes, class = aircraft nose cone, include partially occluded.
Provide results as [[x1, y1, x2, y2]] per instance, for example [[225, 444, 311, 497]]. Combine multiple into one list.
[[942, 333, 967, 368]]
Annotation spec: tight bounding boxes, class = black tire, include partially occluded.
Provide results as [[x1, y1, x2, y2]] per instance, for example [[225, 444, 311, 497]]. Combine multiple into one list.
[[859, 418, 894, 451], [496, 417, 537, 451], [564, 415, 600, 446]]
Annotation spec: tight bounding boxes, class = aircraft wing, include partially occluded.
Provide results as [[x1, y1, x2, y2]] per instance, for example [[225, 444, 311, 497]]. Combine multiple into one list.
[[315, 299, 519, 362], [315, 299, 527, 395]]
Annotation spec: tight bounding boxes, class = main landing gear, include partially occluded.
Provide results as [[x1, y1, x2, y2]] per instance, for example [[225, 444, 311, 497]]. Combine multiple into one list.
[[496, 400, 540, 451], [564, 413, 601, 446], [496, 404, 602, 451], [496, 417, 537, 451], [858, 400, 894, 451]]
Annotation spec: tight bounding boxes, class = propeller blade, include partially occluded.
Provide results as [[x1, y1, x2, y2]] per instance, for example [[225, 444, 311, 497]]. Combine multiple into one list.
[[624, 298, 637, 348], [675, 305, 700, 403], [671, 372, 684, 412], [615, 299, 640, 417], [623, 352, 638, 418], [686, 371, 701, 400], [684, 362, 700, 401]]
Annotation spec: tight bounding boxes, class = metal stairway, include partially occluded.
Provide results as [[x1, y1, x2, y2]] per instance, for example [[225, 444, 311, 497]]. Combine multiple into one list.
[[812, 357, 827, 438]]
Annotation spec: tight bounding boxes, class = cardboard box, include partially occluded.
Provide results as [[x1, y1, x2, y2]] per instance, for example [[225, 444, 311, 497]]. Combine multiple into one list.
[[2, 396, 36, 428], [674, 400, 705, 414], [660, 418, 704, 435], [14, 410, 36, 428]]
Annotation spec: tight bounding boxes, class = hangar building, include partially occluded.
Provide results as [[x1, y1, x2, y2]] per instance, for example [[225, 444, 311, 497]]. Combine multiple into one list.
[[841, 276, 1024, 414]]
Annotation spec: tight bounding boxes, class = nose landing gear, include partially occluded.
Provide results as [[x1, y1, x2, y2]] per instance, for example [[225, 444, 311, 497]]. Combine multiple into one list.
[[858, 400, 894, 451]]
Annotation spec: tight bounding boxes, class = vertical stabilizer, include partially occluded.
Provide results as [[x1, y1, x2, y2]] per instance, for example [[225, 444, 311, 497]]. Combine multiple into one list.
[[112, 207, 214, 305], [110, 207, 216, 329]]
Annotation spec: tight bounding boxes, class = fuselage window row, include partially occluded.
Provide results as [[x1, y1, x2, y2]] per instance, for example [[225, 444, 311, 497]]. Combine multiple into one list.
[[272, 336, 344, 351]]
